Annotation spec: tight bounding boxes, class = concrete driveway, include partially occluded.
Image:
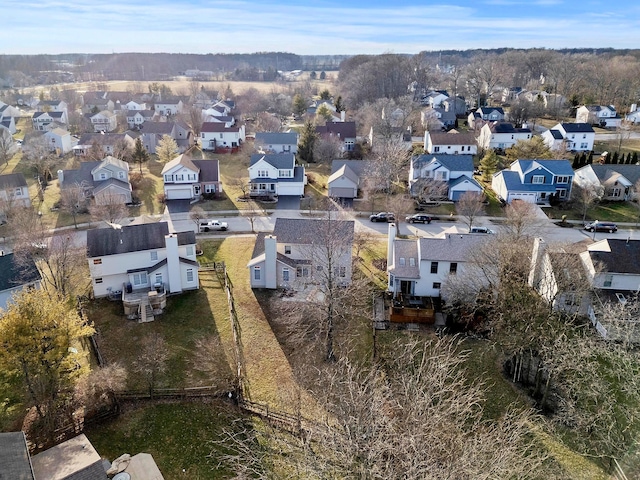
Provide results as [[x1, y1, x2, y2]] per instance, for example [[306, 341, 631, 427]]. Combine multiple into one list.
[[165, 199, 192, 214], [276, 195, 301, 210]]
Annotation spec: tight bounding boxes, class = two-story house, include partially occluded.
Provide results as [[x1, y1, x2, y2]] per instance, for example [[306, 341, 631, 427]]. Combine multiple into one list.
[[492, 159, 574, 203], [248, 217, 354, 290], [44, 127, 73, 154], [90, 110, 118, 132], [31, 111, 67, 131], [201, 122, 245, 152], [87, 222, 199, 299], [315, 121, 357, 152], [154, 98, 183, 116], [140, 120, 194, 154], [37, 99, 68, 115], [477, 122, 532, 151], [161, 153, 222, 200], [249, 153, 306, 197], [73, 133, 136, 157], [386, 223, 489, 299], [468, 107, 505, 129], [126, 110, 156, 128], [542, 123, 595, 152], [409, 154, 483, 201], [421, 106, 456, 130], [59, 155, 133, 204], [425, 131, 477, 155], [254, 132, 299, 154], [576, 105, 621, 128], [0, 173, 31, 216], [573, 164, 640, 201]]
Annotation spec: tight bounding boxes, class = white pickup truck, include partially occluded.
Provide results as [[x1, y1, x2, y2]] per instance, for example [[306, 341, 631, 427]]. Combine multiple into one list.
[[199, 220, 228, 232]]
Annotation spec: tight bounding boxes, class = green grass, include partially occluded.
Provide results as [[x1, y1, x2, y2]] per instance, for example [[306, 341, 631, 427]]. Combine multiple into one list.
[[85, 401, 249, 479]]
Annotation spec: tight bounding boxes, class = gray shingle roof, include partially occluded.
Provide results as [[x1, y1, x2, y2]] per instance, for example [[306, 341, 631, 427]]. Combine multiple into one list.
[[0, 173, 27, 190], [139, 121, 174, 134], [517, 159, 574, 176], [418, 233, 488, 262], [86, 222, 195, 257], [330, 160, 371, 177], [590, 164, 640, 185], [413, 154, 474, 172], [0, 432, 35, 480], [427, 132, 476, 145], [192, 159, 220, 182], [389, 239, 420, 278], [255, 132, 298, 145], [588, 239, 640, 275], [250, 153, 295, 169], [316, 121, 356, 139], [273, 218, 354, 245]]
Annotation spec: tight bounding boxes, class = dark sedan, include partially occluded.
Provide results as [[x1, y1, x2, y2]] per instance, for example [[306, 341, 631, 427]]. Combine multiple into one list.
[[584, 221, 618, 233], [406, 214, 432, 224], [369, 212, 395, 222]]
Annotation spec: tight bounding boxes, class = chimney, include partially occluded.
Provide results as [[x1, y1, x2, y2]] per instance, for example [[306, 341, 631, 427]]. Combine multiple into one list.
[[57, 169, 64, 184], [528, 237, 546, 288], [387, 223, 397, 270], [264, 235, 277, 289], [340, 110, 345, 122], [165, 233, 183, 293]]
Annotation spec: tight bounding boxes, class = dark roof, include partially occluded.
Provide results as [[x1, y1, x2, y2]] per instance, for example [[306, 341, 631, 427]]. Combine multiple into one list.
[[86, 222, 195, 257], [419, 233, 489, 262], [316, 121, 356, 139], [0, 253, 41, 292], [590, 164, 640, 185], [478, 106, 504, 115], [201, 122, 242, 133], [560, 122, 594, 133], [250, 153, 295, 169], [413, 154, 474, 172], [330, 160, 371, 177], [490, 122, 530, 134], [548, 129, 564, 140], [0, 432, 35, 480], [589, 239, 640, 275], [273, 218, 354, 245], [192, 159, 220, 182], [427, 132, 476, 145], [61, 161, 99, 187], [77, 133, 131, 146], [255, 132, 299, 145], [0, 172, 27, 190], [516, 159, 574, 176], [139, 121, 174, 134]]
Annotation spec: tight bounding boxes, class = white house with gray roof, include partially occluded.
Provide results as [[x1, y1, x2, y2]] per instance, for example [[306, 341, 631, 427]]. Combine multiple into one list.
[[573, 164, 640, 201], [161, 153, 222, 200], [0, 252, 42, 311], [386, 223, 489, 299], [248, 217, 354, 290], [249, 153, 306, 197], [0, 173, 31, 214], [254, 132, 299, 154], [86, 221, 199, 298], [409, 154, 482, 201], [59, 155, 132, 205]]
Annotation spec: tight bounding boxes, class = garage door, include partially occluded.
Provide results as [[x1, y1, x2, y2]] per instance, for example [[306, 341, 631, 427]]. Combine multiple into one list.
[[330, 187, 356, 198], [509, 193, 536, 203], [166, 188, 192, 200], [278, 184, 304, 196]]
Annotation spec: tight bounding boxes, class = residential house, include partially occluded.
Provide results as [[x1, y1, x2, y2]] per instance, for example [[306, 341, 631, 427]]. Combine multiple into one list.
[[419, 90, 449, 107], [205, 114, 234, 126], [123, 99, 148, 111], [0, 252, 42, 311], [316, 121, 357, 152], [59, 155, 133, 205], [200, 122, 245, 152], [161, 154, 221, 200], [0, 116, 16, 135], [625, 104, 640, 124], [386, 223, 489, 299], [36, 99, 68, 115], [409, 154, 482, 201], [421, 106, 456, 130], [249, 153, 306, 197], [576, 105, 621, 128], [140, 120, 193, 154], [368, 125, 413, 151], [86, 221, 199, 298], [126, 109, 156, 128], [248, 217, 354, 289], [468, 106, 505, 129], [73, 133, 136, 157], [0, 102, 23, 120], [477, 122, 532, 151], [0, 173, 31, 211], [44, 127, 73, 154], [441, 96, 467, 116], [30, 434, 108, 480], [90, 110, 118, 132], [491, 159, 574, 203], [327, 159, 371, 199], [542, 123, 595, 152], [255, 132, 299, 154], [0, 432, 36, 479], [573, 164, 640, 201], [154, 98, 183, 116], [82, 92, 115, 113], [306, 99, 336, 116], [425, 131, 477, 155], [31, 111, 67, 131]]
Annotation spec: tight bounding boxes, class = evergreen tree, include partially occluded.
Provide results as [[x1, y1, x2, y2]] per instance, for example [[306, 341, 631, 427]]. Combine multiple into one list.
[[604, 152, 611, 164], [292, 94, 307, 117], [297, 121, 318, 164], [156, 135, 178, 164], [131, 137, 150, 174], [479, 150, 499, 182], [581, 152, 587, 167], [588, 151, 594, 164], [612, 151, 619, 164], [320, 71, 326, 80], [335, 96, 345, 113], [319, 89, 331, 100], [572, 154, 579, 169], [634, 152, 638, 164], [310, 71, 317, 80]]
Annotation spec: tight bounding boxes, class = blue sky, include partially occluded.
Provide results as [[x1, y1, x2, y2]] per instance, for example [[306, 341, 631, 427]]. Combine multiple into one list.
[[3, 0, 640, 55]]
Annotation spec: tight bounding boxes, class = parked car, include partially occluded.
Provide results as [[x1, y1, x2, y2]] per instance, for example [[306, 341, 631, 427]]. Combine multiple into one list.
[[199, 220, 228, 232], [470, 226, 495, 234], [369, 212, 395, 222], [406, 214, 432, 224], [584, 221, 617, 233]]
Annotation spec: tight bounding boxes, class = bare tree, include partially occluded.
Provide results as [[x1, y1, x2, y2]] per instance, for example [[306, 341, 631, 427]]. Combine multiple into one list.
[[74, 363, 127, 412], [313, 134, 343, 164], [572, 183, 602, 222], [189, 206, 207, 232], [0, 129, 16, 165], [614, 120, 636, 154], [412, 177, 449, 203], [22, 135, 57, 184], [243, 200, 262, 233], [132, 333, 170, 396], [89, 193, 128, 225], [254, 112, 282, 132], [156, 135, 178, 164], [456, 192, 486, 232], [502, 200, 548, 240], [59, 183, 88, 229]]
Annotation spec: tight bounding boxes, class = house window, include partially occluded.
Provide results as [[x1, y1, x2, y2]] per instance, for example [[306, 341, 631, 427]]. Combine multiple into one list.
[[165, 175, 173, 182], [205, 184, 216, 193], [339, 266, 346, 277], [433, 282, 441, 289], [604, 275, 613, 287], [99, 173, 107, 180], [284, 245, 291, 254], [557, 189, 567, 198], [450, 262, 458, 274], [296, 267, 309, 277], [409, 258, 415, 266], [316, 265, 323, 271], [14, 187, 21, 196], [580, 143, 588, 149], [583, 134, 587, 139], [186, 268, 194, 283], [150, 251, 158, 261], [434, 146, 440, 152], [532, 175, 545, 184], [95, 278, 103, 284], [555, 176, 569, 184], [282, 269, 289, 282], [93, 258, 102, 265], [118, 171, 125, 179], [132, 272, 147, 286], [176, 174, 184, 181], [431, 262, 438, 274], [155, 273, 162, 285], [254, 266, 261, 280], [399, 257, 406, 266], [612, 188, 621, 197], [186, 245, 194, 256]]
